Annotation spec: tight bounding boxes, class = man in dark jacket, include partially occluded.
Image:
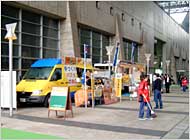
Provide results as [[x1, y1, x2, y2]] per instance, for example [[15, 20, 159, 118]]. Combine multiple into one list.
[[153, 74, 163, 109], [165, 74, 171, 93]]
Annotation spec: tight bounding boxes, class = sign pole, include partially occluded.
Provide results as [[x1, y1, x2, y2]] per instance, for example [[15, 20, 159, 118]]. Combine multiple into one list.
[[9, 39, 13, 117], [5, 23, 17, 117], [84, 44, 87, 108], [109, 53, 111, 78], [91, 73, 95, 108], [106, 46, 114, 80], [0, 23, 1, 122]]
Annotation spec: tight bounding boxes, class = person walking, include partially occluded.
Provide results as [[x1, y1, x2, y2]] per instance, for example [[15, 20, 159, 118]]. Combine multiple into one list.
[[165, 74, 171, 93], [153, 74, 163, 109], [181, 76, 188, 92], [161, 74, 165, 93], [180, 75, 183, 89], [138, 75, 153, 120]]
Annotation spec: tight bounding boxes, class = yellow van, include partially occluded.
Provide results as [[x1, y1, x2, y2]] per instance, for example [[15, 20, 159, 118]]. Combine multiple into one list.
[[16, 58, 89, 107]]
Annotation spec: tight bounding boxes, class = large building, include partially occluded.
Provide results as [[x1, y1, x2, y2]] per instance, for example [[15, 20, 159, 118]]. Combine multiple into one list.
[[1, 1, 189, 82]]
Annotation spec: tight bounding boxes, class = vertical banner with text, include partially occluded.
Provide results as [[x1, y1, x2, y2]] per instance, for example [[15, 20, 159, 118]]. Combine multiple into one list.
[[115, 73, 122, 97]]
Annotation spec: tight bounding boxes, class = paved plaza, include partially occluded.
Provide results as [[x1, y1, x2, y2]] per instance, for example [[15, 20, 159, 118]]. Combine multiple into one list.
[[1, 86, 189, 139]]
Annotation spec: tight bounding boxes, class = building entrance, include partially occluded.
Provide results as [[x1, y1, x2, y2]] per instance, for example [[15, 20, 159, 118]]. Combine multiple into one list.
[[153, 38, 164, 74]]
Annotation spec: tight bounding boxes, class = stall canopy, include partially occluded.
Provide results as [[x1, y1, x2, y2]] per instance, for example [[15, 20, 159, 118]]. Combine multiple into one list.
[[76, 61, 94, 70], [118, 61, 145, 72], [62, 56, 93, 70]]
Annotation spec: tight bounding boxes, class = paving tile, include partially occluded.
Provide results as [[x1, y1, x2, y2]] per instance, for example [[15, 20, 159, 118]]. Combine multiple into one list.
[[1, 89, 189, 139]]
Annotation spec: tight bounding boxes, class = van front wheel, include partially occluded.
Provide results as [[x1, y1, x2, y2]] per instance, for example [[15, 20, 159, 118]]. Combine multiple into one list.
[[44, 94, 50, 107]]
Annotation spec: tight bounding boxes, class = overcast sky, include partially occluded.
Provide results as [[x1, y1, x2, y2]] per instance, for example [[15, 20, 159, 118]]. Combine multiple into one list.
[[170, 12, 187, 24]]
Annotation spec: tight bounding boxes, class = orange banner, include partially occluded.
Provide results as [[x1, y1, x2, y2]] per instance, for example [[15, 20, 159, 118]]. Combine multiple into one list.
[[74, 89, 92, 107]]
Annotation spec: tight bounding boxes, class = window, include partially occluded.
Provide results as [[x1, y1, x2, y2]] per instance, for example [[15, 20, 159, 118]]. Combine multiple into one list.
[[182, 59, 186, 70], [128, 43, 132, 60], [80, 29, 91, 58], [22, 10, 40, 23], [175, 57, 179, 69], [22, 46, 40, 58], [22, 33, 40, 46], [131, 18, 134, 26], [1, 42, 19, 56], [123, 41, 128, 60], [2, 4, 19, 18], [43, 16, 59, 58], [79, 28, 110, 64], [22, 59, 36, 70], [123, 40, 138, 62], [121, 13, 125, 21], [96, 1, 100, 9], [1, 57, 19, 70], [139, 22, 142, 30], [1, 3, 20, 79], [134, 44, 138, 62], [102, 35, 109, 63], [92, 32, 101, 63], [43, 16, 58, 29], [51, 68, 62, 81], [1, 3, 59, 81], [22, 22, 40, 35], [110, 7, 113, 16]]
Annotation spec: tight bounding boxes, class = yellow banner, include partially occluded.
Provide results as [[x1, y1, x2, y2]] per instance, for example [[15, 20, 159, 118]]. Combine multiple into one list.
[[115, 78, 122, 97], [91, 77, 95, 101]]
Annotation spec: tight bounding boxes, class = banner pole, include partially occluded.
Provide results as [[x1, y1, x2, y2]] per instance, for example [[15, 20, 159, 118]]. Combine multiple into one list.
[[9, 39, 13, 117], [84, 44, 87, 108]]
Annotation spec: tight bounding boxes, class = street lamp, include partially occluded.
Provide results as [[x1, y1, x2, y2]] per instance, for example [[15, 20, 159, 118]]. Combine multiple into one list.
[[166, 60, 170, 74], [106, 46, 114, 79], [4, 23, 17, 117], [145, 53, 151, 75]]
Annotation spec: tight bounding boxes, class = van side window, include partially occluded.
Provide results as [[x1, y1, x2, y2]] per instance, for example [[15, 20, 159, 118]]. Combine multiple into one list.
[[51, 68, 62, 81]]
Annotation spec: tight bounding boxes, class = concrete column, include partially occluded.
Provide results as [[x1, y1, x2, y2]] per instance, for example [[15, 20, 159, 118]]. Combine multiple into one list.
[[113, 14, 124, 60], [138, 29, 147, 65], [162, 42, 168, 74], [138, 26, 154, 70], [145, 53, 151, 74], [60, 1, 80, 57], [170, 48, 177, 83]]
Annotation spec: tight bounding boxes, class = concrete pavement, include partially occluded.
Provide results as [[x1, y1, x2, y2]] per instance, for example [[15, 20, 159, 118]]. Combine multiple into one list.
[[1, 86, 189, 139]]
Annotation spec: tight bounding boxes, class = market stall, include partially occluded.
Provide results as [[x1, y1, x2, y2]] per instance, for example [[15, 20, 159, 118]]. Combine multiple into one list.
[[116, 61, 145, 99]]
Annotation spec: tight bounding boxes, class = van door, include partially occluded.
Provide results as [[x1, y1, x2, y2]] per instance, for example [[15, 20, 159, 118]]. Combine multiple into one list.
[[50, 67, 66, 87]]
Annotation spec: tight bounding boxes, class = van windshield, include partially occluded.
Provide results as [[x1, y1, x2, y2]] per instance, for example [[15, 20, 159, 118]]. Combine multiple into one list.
[[23, 67, 53, 80]]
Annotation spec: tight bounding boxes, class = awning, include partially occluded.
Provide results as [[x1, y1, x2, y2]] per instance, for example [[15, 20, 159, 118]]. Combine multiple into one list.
[[31, 58, 61, 67], [76, 61, 94, 69], [118, 62, 145, 72]]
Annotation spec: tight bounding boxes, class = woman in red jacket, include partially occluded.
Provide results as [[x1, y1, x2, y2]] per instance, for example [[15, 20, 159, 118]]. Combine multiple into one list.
[[138, 75, 152, 120], [182, 76, 188, 92]]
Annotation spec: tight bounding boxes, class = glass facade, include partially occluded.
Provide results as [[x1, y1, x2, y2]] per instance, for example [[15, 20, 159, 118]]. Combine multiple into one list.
[[154, 39, 163, 69], [79, 28, 110, 64], [123, 40, 138, 62], [175, 57, 180, 69], [1, 4, 59, 81], [182, 59, 186, 70]]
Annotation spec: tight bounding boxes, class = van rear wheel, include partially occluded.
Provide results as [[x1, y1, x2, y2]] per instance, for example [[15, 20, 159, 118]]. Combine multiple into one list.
[[44, 94, 50, 107]]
